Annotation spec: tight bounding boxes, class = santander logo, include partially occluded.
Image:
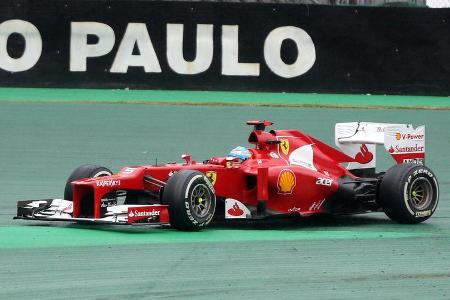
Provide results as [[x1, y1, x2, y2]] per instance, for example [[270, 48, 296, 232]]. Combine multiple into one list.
[[354, 144, 374, 164], [227, 203, 244, 216]]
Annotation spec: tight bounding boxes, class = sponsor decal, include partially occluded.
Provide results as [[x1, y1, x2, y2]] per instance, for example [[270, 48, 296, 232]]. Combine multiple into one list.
[[389, 144, 424, 154], [269, 152, 279, 159], [128, 209, 160, 218], [288, 207, 301, 213], [205, 171, 217, 186], [168, 170, 175, 177], [96, 179, 120, 187], [277, 169, 296, 194], [227, 203, 244, 217], [403, 158, 424, 165], [280, 139, 290, 155], [316, 177, 333, 186], [288, 144, 317, 171], [63, 202, 73, 212], [225, 199, 251, 219], [384, 125, 425, 163], [226, 161, 241, 168], [100, 199, 116, 208], [395, 132, 424, 141], [128, 206, 161, 223], [308, 199, 325, 211], [354, 143, 374, 164]]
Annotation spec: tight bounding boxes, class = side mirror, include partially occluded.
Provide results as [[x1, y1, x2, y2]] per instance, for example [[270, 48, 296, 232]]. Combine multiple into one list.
[[181, 153, 191, 164]]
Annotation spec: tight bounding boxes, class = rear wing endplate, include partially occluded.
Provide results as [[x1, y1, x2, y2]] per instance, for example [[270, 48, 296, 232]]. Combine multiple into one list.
[[335, 122, 425, 170]]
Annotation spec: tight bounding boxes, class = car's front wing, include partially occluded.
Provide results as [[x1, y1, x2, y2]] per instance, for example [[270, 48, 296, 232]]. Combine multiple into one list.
[[15, 199, 170, 226]]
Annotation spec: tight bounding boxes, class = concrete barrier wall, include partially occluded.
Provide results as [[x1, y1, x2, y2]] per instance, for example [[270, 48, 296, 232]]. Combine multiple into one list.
[[0, 0, 449, 96]]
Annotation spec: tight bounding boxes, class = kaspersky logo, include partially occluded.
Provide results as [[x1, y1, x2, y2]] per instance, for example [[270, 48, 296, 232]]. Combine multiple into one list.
[[96, 179, 120, 187]]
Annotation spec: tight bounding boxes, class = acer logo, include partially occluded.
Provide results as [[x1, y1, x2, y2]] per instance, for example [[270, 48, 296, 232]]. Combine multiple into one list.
[[316, 178, 333, 186]]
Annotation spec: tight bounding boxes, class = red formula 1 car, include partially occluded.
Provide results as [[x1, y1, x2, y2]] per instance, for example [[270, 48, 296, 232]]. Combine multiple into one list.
[[16, 120, 439, 231]]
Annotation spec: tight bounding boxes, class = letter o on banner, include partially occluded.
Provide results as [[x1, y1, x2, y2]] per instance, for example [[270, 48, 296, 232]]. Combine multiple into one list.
[[0, 19, 42, 72], [264, 26, 316, 78]]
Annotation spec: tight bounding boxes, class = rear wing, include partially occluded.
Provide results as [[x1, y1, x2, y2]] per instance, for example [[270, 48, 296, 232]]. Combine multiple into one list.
[[335, 122, 425, 171]]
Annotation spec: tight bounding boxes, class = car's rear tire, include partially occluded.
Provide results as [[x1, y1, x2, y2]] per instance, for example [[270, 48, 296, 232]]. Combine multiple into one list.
[[379, 163, 439, 224], [162, 170, 216, 231], [64, 164, 114, 216]]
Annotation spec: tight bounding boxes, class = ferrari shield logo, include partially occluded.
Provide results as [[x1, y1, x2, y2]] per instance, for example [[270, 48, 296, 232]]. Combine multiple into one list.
[[280, 139, 289, 155], [205, 171, 217, 185]]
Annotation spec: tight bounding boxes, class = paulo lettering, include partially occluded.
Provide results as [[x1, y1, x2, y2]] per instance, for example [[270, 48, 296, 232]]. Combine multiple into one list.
[[1, 19, 316, 78], [70, 22, 316, 78]]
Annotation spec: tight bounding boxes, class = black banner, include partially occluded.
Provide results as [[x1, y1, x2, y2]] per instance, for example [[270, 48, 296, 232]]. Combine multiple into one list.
[[0, 0, 449, 95]]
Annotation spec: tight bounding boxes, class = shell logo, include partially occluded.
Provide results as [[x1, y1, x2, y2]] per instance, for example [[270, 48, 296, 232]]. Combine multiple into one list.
[[395, 132, 401, 140], [277, 169, 296, 194]]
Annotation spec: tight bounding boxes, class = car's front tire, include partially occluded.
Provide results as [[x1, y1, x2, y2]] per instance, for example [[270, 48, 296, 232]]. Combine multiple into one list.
[[162, 170, 216, 231], [379, 163, 439, 224]]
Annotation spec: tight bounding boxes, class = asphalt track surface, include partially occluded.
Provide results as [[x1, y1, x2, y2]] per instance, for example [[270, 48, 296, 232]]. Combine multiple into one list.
[[0, 102, 449, 299]]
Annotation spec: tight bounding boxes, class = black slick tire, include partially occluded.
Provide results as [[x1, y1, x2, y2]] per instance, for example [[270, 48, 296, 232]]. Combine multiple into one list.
[[379, 163, 439, 224], [64, 164, 114, 217], [64, 164, 113, 200], [163, 170, 216, 231]]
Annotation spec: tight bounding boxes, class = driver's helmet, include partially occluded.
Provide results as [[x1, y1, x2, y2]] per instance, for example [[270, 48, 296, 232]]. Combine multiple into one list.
[[227, 146, 251, 160]]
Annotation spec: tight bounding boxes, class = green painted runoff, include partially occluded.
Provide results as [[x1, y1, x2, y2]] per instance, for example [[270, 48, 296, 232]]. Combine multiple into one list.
[[0, 87, 449, 108]]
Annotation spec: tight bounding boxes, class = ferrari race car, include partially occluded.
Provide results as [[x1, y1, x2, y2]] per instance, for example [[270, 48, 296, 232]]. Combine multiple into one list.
[[16, 120, 439, 231]]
